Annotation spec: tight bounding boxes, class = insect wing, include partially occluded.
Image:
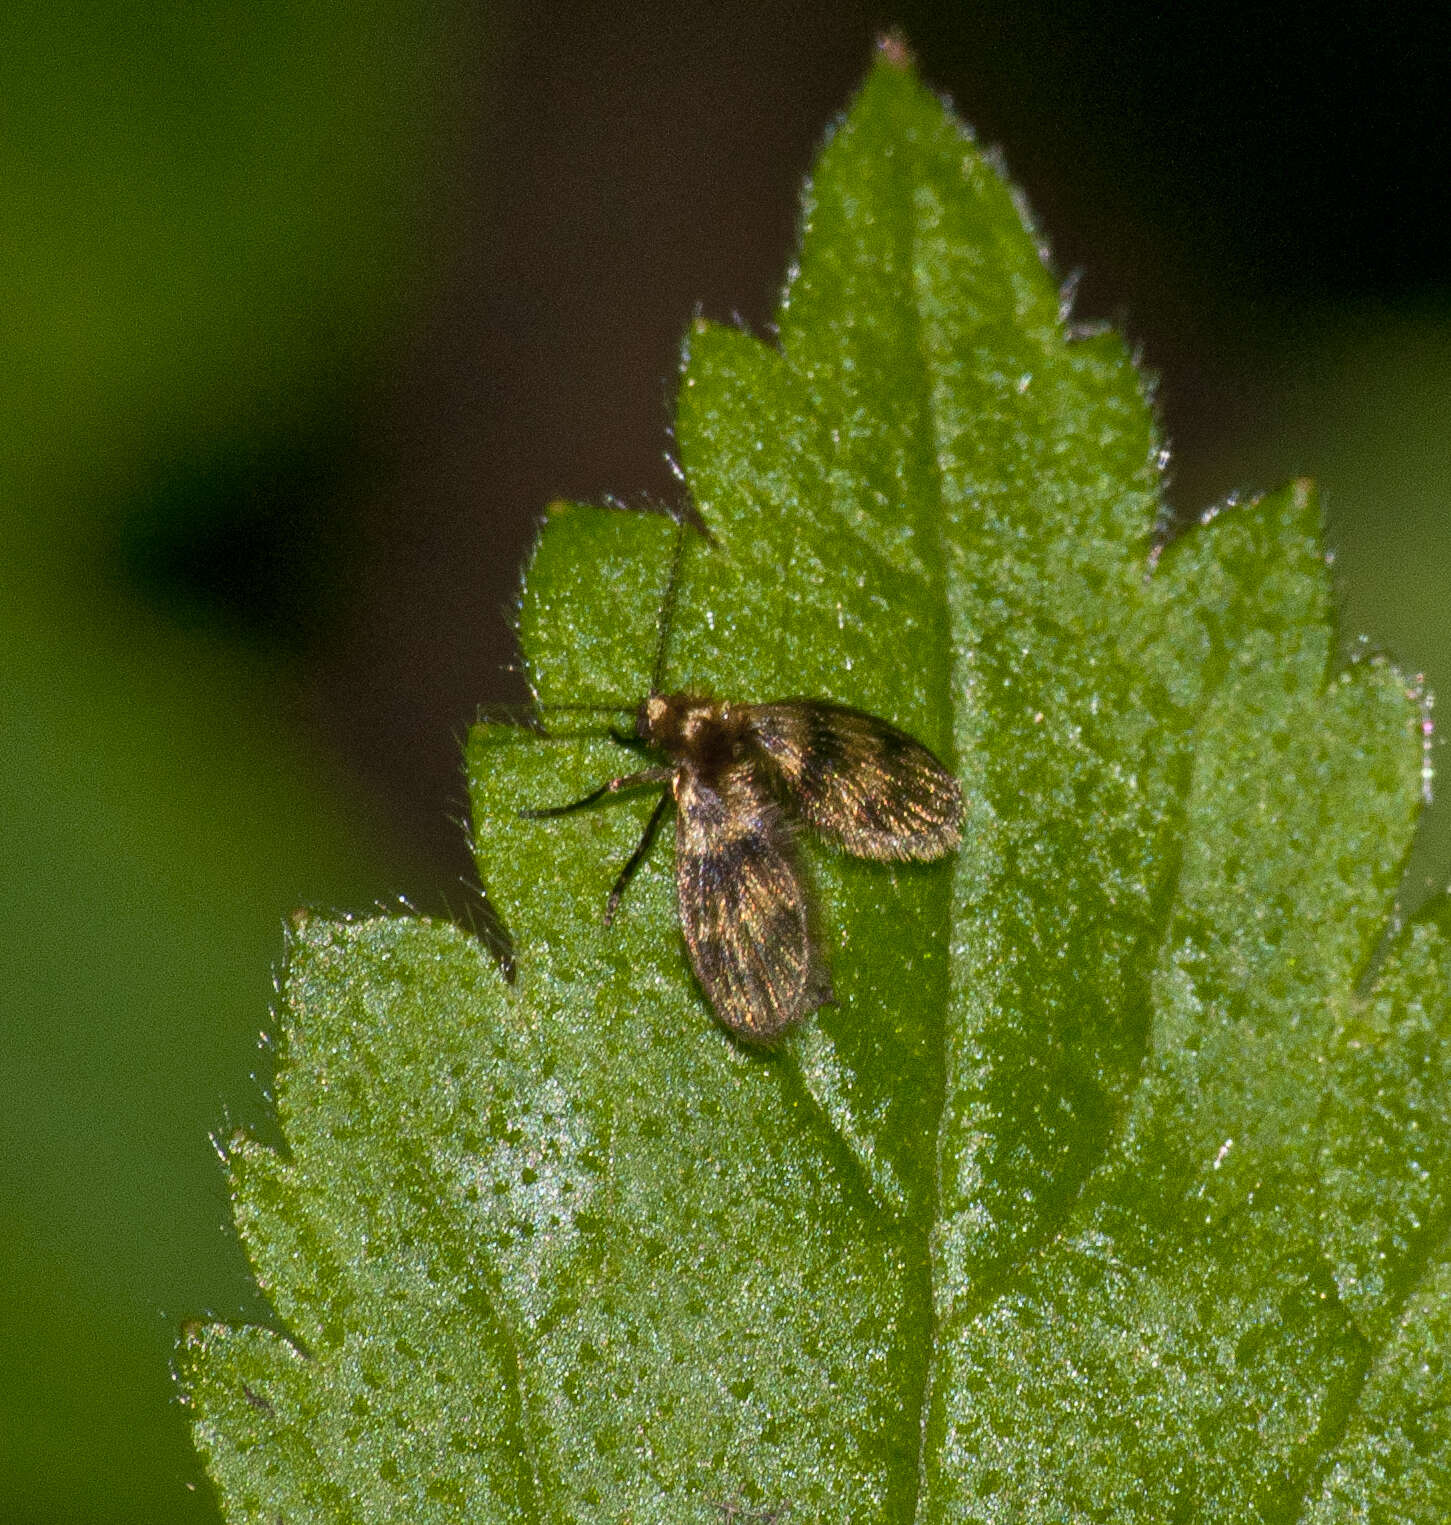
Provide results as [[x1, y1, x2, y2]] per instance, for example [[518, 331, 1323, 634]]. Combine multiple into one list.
[[673, 764, 832, 1040], [747, 701, 962, 860]]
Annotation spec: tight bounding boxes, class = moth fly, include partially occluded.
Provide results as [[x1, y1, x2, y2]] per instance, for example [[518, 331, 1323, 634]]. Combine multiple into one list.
[[518, 517, 962, 1042]]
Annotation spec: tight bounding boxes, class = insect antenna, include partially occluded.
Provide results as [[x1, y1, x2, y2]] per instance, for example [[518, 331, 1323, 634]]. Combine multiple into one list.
[[650, 515, 690, 696], [477, 699, 635, 738], [533, 701, 635, 717]]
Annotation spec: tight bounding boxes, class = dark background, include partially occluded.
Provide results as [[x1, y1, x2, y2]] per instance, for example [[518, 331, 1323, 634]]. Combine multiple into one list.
[[5, 3, 1449, 1519]]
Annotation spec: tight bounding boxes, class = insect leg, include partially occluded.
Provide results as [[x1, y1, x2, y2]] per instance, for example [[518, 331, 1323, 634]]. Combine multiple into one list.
[[517, 767, 671, 819], [604, 788, 672, 926]]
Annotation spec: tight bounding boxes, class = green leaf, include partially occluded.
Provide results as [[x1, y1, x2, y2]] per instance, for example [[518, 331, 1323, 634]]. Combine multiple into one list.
[[184, 47, 1450, 1521]]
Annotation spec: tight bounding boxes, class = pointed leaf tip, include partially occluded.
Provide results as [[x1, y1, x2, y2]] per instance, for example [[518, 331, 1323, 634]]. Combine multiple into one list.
[[876, 31, 915, 71]]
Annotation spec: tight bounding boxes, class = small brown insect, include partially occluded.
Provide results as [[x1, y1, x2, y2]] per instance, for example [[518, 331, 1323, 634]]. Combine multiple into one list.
[[520, 524, 962, 1041]]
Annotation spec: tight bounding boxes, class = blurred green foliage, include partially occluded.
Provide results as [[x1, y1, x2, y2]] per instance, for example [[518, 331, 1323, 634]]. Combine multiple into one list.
[[0, 4, 459, 1520]]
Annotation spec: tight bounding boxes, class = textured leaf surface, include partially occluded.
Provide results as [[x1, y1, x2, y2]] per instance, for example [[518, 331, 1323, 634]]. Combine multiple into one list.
[[184, 49, 1451, 1522]]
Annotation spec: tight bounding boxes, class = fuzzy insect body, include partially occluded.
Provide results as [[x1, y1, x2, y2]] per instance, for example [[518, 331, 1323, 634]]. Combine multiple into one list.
[[523, 685, 962, 1041]]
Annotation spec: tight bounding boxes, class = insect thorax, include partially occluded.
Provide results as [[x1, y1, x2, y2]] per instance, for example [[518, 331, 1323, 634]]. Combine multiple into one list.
[[637, 693, 749, 774]]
